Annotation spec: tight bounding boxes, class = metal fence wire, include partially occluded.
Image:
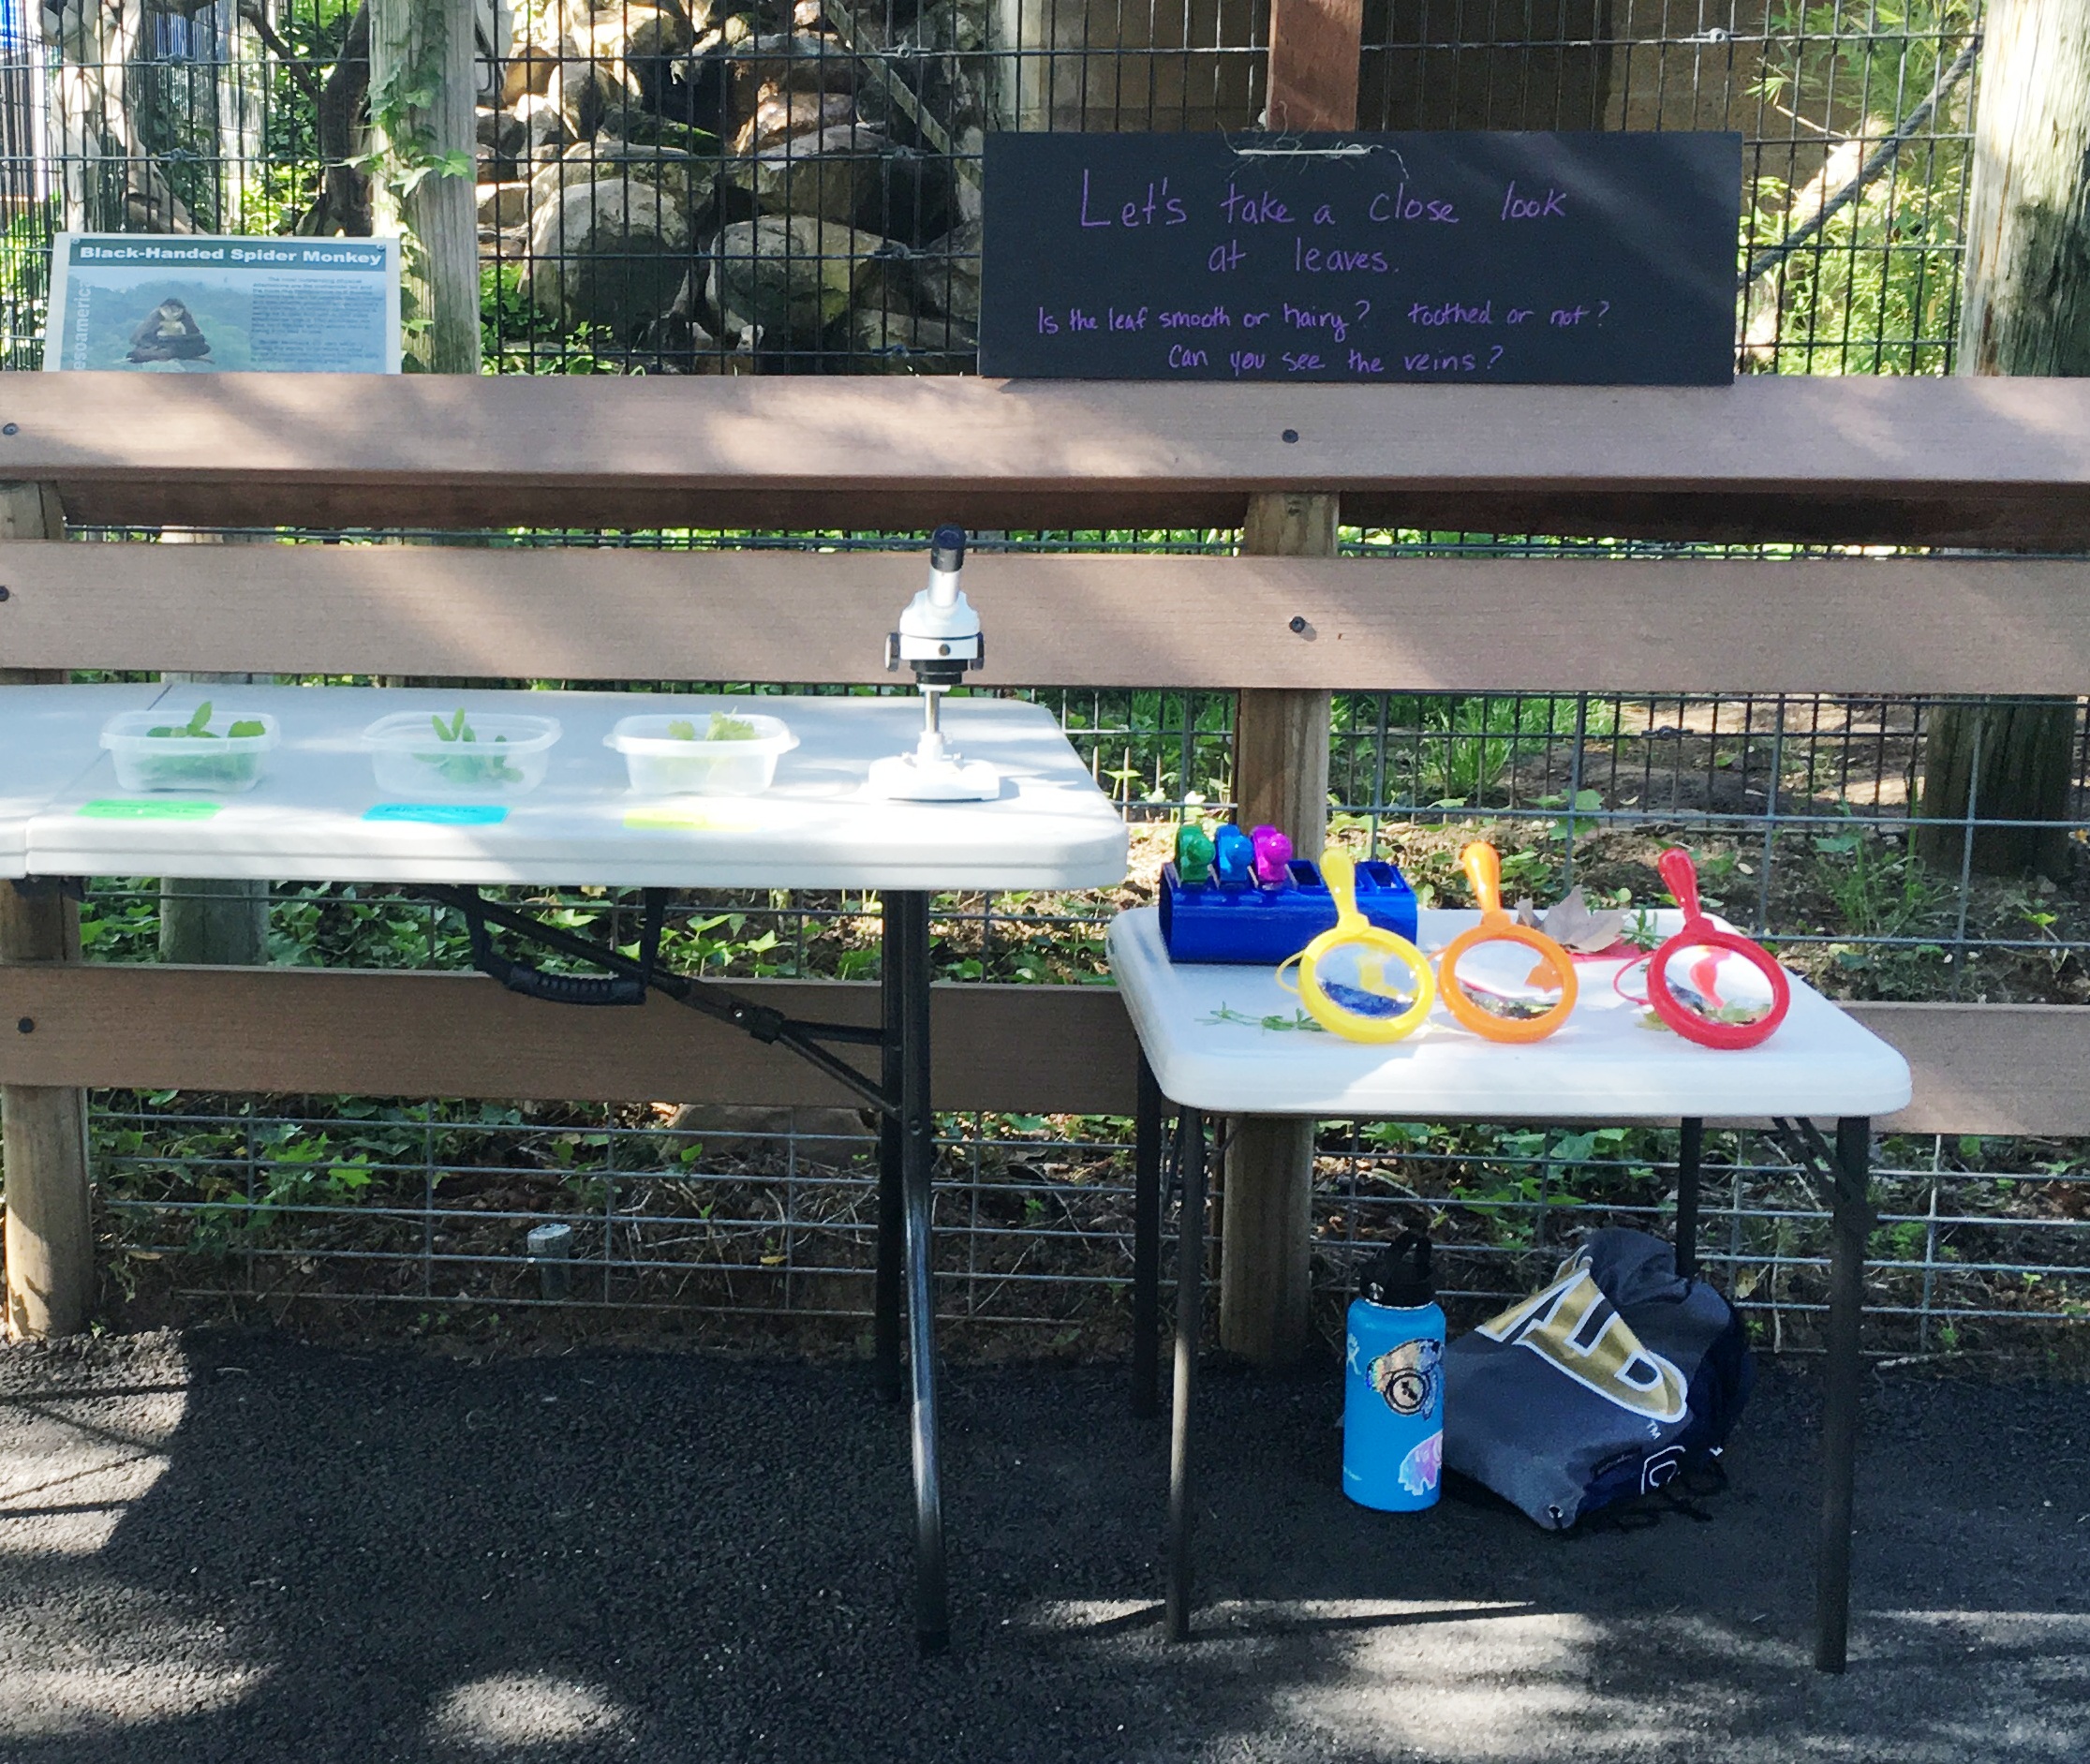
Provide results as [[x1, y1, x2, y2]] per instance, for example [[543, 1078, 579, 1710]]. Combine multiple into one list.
[[6, 3, 2089, 1364], [0, 1, 1979, 375]]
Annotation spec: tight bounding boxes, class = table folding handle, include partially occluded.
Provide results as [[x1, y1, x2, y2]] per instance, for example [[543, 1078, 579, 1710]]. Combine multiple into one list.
[[478, 949, 646, 1008]]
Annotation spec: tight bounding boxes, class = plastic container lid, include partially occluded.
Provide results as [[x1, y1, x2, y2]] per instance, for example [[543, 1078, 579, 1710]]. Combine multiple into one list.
[[1358, 1232, 1434, 1308]]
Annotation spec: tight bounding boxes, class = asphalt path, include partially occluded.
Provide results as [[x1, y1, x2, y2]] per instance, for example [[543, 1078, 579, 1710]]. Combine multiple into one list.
[[2, 1332, 2085, 1762]]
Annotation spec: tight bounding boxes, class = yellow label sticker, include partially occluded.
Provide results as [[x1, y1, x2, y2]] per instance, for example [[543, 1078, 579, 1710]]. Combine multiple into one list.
[[622, 805, 763, 834]]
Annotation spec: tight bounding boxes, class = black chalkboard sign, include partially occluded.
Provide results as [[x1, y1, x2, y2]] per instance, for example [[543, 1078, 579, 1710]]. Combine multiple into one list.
[[980, 131, 1742, 385]]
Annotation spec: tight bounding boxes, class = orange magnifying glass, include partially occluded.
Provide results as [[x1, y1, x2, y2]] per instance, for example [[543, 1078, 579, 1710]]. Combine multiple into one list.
[[1436, 841, 1579, 1043]]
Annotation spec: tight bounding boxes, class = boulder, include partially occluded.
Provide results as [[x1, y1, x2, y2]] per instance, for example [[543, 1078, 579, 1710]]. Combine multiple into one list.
[[849, 302, 977, 371], [476, 181, 529, 230], [516, 92, 571, 158], [529, 139, 712, 228], [732, 87, 856, 155], [729, 31, 858, 138], [745, 125, 890, 229], [707, 214, 891, 348], [526, 180, 691, 341], [910, 217, 980, 325]]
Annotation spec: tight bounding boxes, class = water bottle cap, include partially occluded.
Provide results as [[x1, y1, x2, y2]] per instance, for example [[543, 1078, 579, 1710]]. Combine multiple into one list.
[[1359, 1231, 1433, 1307]]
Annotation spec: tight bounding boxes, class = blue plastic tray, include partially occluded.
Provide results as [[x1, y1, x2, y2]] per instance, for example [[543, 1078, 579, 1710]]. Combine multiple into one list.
[[1158, 857, 1418, 964]]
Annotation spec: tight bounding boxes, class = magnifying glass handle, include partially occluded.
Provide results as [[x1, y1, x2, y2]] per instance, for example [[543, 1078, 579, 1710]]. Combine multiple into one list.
[[1321, 849, 1367, 933], [1460, 841, 1504, 916], [1658, 847, 1703, 924]]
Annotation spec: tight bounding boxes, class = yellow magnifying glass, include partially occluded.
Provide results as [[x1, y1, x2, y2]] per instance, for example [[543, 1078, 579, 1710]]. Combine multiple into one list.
[[1278, 850, 1437, 1043], [1436, 841, 1579, 1043]]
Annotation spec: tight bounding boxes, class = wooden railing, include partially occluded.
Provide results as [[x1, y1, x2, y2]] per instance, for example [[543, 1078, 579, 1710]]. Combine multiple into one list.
[[4, 374, 2090, 1338]]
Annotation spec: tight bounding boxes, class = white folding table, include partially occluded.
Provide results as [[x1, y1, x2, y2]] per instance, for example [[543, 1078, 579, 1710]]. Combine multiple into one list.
[[3, 682, 1130, 1652], [1107, 903, 1912, 1671]]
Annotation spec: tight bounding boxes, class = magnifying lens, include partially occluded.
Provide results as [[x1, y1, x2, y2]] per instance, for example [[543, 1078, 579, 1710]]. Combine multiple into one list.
[[1279, 850, 1436, 1043], [1643, 847, 1791, 1050], [1437, 841, 1578, 1043]]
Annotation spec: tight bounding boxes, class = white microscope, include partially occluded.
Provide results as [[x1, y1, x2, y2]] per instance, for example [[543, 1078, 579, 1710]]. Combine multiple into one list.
[[867, 526, 1000, 801]]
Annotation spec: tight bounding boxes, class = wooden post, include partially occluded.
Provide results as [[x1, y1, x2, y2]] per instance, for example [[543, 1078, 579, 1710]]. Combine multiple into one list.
[[1, 482, 94, 1339], [1212, 7, 1360, 1368], [1221, 493, 1338, 1365], [159, 529, 272, 964], [369, 0, 482, 373], [1916, 3, 2090, 880]]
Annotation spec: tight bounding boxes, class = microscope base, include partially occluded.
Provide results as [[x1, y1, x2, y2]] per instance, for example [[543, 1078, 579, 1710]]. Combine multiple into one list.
[[867, 751, 1001, 802]]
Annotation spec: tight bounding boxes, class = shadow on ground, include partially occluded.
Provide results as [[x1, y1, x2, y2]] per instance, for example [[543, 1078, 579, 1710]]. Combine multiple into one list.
[[2, 1333, 2085, 1762]]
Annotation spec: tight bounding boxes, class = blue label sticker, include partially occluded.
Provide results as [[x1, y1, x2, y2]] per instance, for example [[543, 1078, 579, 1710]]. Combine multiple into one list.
[[363, 803, 509, 826]]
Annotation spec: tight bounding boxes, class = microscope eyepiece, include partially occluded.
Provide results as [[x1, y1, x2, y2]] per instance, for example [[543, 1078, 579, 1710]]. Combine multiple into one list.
[[929, 526, 967, 572]]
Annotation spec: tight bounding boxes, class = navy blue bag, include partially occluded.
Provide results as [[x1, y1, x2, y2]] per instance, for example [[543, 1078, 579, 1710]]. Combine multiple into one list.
[[1442, 1228, 1754, 1530]]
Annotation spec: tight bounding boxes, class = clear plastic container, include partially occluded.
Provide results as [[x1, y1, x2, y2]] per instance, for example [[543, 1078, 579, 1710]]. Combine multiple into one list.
[[100, 708, 280, 793], [363, 709, 561, 797], [605, 711, 797, 797]]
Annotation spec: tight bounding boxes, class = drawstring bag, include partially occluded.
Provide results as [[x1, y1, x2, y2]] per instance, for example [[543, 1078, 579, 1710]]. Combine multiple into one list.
[[1442, 1228, 1754, 1531]]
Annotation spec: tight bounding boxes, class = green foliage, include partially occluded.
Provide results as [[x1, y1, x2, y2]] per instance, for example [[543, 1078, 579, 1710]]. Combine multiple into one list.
[[1747, 1, 1981, 375]]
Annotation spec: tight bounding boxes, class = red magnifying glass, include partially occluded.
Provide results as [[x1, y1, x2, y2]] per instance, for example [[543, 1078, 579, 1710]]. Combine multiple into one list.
[[1646, 847, 1791, 1051]]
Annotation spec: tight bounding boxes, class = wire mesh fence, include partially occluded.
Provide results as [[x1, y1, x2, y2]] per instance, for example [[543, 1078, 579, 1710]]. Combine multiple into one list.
[[0, 1, 1983, 374], [6, 3, 2088, 1363]]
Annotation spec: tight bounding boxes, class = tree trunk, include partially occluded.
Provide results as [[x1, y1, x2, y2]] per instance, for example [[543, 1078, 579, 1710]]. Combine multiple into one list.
[[51, 0, 198, 231], [368, 0, 482, 373], [1916, 2, 2090, 880]]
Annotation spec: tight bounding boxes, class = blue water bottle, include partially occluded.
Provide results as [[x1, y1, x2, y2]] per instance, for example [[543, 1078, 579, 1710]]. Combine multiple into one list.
[[1343, 1232, 1445, 1511]]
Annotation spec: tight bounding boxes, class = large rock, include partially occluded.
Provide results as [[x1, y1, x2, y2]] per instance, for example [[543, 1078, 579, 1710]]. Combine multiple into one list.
[[910, 217, 980, 325], [732, 87, 856, 155], [707, 214, 891, 348], [529, 139, 712, 228], [745, 125, 890, 229], [516, 92, 571, 159], [849, 302, 977, 372], [477, 181, 529, 230], [527, 180, 691, 340]]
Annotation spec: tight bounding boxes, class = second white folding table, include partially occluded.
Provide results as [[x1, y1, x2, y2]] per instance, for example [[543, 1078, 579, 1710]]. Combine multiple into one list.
[[1108, 903, 1911, 1672]]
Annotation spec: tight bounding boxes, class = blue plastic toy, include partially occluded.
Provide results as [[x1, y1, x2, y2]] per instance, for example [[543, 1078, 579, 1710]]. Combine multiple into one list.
[[1160, 823, 1418, 964]]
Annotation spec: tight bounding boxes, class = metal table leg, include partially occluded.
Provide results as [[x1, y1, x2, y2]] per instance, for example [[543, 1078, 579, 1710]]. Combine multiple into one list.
[[873, 895, 905, 1406], [1676, 1118, 1704, 1280], [892, 890, 949, 1654], [1132, 1055, 1163, 1418], [1165, 1107, 1208, 1642], [1816, 1115, 1871, 1673]]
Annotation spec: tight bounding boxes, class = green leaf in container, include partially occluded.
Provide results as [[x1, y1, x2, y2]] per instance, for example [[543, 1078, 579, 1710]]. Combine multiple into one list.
[[228, 719, 266, 739], [666, 719, 697, 741], [706, 713, 758, 741]]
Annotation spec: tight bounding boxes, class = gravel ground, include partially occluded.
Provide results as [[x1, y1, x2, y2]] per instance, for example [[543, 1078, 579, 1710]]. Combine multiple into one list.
[[1, 1331, 2085, 1763]]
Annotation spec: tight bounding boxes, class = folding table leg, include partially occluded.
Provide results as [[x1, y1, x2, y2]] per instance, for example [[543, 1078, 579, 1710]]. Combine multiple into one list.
[[1676, 1118, 1704, 1280], [1816, 1115, 1870, 1674], [893, 891, 949, 1654], [1132, 1055, 1164, 1418], [1165, 1107, 1208, 1643], [873, 895, 905, 1405]]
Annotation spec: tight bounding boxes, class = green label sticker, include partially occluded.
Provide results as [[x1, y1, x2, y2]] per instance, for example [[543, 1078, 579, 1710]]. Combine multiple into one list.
[[77, 798, 224, 820], [623, 806, 762, 833]]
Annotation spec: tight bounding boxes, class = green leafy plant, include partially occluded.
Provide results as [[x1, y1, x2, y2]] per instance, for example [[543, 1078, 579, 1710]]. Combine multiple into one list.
[[147, 702, 266, 741], [422, 709, 523, 786], [666, 714, 760, 741]]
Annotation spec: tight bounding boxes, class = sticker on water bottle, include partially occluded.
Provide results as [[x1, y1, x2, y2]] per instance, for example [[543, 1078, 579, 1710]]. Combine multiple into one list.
[[1398, 1430, 1444, 1498], [1370, 1337, 1443, 1421]]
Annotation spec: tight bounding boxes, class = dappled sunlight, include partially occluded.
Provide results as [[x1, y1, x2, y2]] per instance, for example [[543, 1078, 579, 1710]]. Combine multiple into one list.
[[430, 1672, 639, 1752], [0, 1607, 267, 1742], [0, 1373, 186, 1560]]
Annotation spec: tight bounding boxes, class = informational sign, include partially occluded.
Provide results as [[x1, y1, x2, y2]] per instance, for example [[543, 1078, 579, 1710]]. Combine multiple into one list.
[[980, 132, 1742, 385], [42, 233, 402, 374]]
